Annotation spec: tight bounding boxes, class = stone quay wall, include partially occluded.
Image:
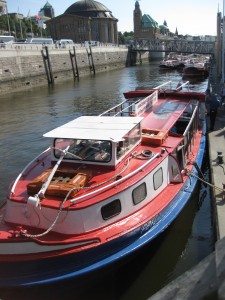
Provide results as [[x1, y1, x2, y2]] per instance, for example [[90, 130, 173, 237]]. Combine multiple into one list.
[[0, 44, 148, 94]]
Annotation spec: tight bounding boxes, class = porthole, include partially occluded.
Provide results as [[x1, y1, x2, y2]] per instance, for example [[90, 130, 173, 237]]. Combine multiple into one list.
[[153, 168, 163, 190], [132, 182, 147, 205], [101, 199, 121, 220]]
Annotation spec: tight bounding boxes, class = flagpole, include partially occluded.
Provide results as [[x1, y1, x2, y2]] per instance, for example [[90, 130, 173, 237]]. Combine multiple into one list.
[[28, 10, 33, 37], [6, 4, 11, 34], [30, 17, 33, 37], [19, 18, 23, 39], [222, 0, 225, 83], [18, 8, 23, 39]]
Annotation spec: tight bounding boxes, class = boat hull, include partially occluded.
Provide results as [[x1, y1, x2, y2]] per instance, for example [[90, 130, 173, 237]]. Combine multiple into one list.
[[0, 122, 206, 287], [183, 66, 209, 77]]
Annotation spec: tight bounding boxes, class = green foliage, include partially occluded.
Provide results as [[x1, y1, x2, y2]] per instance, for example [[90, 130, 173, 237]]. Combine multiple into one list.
[[0, 15, 46, 39], [118, 31, 134, 45]]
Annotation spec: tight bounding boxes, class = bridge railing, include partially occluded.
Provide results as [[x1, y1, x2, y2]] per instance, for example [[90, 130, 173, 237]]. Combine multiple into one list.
[[132, 39, 215, 54]]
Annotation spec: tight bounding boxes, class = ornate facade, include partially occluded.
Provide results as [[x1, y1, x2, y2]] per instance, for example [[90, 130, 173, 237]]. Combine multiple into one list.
[[46, 0, 118, 44], [133, 1, 161, 40]]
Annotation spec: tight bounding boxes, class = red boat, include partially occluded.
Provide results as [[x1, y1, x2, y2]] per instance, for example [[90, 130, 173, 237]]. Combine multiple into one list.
[[0, 81, 206, 287]]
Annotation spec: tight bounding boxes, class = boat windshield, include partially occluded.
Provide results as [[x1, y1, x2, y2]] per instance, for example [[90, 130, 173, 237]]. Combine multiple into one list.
[[54, 138, 112, 162]]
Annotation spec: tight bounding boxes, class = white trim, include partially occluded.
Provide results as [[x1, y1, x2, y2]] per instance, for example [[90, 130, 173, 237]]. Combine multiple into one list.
[[70, 152, 160, 203]]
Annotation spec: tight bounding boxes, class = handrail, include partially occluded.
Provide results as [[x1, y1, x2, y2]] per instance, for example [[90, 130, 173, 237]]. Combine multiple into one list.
[[176, 81, 190, 91], [10, 147, 51, 196], [99, 99, 128, 116], [113, 98, 141, 117], [153, 81, 171, 90], [70, 152, 161, 204], [27, 146, 70, 207], [183, 105, 198, 137]]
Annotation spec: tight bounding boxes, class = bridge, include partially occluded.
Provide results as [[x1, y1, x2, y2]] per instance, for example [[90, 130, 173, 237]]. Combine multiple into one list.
[[131, 39, 215, 55]]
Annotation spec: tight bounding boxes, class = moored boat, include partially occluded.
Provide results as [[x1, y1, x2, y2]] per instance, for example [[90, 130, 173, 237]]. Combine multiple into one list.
[[159, 59, 179, 70], [0, 81, 206, 287], [183, 62, 209, 77]]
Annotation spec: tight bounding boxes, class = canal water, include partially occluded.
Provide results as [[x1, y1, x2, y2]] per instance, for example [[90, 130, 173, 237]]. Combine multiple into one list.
[[0, 62, 215, 299]]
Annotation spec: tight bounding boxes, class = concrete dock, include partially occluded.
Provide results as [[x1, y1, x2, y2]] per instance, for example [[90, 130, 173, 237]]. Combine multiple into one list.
[[208, 107, 225, 240], [149, 65, 225, 299]]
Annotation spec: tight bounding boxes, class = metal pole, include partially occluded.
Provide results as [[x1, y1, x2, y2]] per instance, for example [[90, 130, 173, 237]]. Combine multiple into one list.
[[19, 19, 23, 39], [6, 4, 11, 34], [222, 0, 225, 83]]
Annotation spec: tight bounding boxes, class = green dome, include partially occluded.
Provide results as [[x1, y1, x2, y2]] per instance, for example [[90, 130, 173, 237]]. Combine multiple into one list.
[[142, 14, 159, 28]]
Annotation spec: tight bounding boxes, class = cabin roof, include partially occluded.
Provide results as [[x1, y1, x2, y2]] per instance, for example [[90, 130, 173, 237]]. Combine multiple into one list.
[[43, 116, 143, 142]]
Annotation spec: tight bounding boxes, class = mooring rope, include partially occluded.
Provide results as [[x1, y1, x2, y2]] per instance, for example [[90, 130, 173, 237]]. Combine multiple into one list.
[[186, 169, 224, 192], [19, 154, 138, 238]]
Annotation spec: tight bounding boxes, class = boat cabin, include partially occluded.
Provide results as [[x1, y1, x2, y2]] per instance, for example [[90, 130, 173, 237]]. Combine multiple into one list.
[[44, 116, 143, 167]]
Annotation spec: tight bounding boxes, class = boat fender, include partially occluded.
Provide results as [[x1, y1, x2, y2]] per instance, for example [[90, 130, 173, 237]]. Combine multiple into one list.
[[181, 169, 187, 176], [142, 150, 153, 158], [160, 148, 166, 155], [27, 195, 40, 207]]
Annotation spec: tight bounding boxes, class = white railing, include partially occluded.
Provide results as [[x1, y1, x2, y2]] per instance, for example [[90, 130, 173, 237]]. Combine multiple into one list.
[[10, 148, 51, 196], [70, 152, 161, 204]]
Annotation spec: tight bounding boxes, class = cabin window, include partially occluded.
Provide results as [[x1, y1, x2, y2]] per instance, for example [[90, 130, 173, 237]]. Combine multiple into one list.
[[54, 138, 111, 163], [153, 168, 163, 190], [132, 182, 147, 205], [116, 123, 141, 160], [101, 199, 121, 220]]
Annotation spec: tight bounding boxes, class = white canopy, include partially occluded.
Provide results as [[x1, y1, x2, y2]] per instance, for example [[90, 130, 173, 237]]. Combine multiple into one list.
[[44, 116, 143, 142]]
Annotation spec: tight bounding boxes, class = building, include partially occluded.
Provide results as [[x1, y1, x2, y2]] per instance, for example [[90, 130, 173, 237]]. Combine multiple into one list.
[[46, 0, 118, 44], [40, 1, 55, 19], [133, 1, 160, 40]]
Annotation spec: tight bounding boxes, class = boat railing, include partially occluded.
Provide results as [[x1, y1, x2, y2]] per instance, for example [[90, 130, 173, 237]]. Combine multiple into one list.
[[100, 81, 191, 117], [70, 151, 161, 204], [182, 104, 199, 156], [99, 98, 141, 117], [153, 80, 190, 92], [175, 81, 190, 91], [153, 81, 172, 90], [10, 148, 51, 196]]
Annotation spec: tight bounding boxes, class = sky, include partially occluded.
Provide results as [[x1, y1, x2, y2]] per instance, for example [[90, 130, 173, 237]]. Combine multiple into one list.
[[6, 0, 224, 36]]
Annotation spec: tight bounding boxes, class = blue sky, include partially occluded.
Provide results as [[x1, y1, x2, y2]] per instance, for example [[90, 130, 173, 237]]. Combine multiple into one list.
[[6, 0, 223, 36]]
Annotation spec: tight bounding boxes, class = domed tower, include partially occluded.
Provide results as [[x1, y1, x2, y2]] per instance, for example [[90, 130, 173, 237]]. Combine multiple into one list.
[[46, 0, 118, 43], [133, 1, 142, 39], [65, 0, 111, 17]]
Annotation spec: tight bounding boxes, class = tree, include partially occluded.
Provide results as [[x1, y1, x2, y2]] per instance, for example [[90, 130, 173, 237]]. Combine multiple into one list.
[[0, 15, 46, 39], [118, 32, 125, 44], [118, 31, 134, 45], [0, 15, 8, 33]]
